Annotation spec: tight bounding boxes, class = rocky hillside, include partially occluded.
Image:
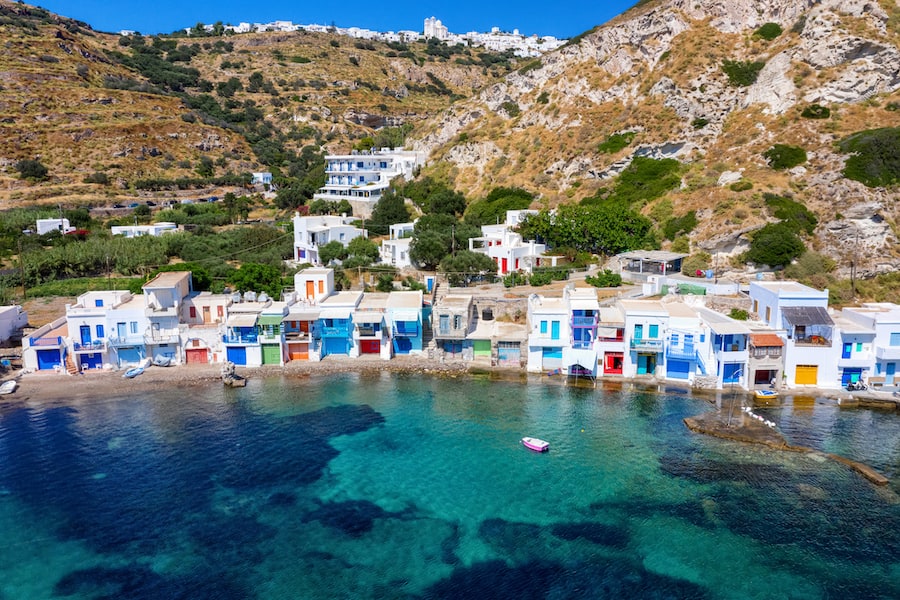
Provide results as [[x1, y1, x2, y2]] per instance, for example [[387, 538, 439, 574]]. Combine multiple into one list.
[[0, 0, 517, 206], [413, 0, 900, 275]]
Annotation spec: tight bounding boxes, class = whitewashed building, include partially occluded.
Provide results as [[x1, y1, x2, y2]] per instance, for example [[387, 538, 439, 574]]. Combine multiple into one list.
[[840, 303, 900, 387], [293, 213, 367, 266], [380, 221, 415, 269]]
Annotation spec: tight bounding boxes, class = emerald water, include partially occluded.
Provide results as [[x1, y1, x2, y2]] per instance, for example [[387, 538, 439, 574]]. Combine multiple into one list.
[[0, 373, 898, 599]]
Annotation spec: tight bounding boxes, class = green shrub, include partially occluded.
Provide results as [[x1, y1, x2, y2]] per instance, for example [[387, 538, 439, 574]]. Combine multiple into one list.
[[15, 159, 48, 181], [83, 172, 110, 185], [744, 222, 805, 267], [585, 269, 622, 288], [598, 131, 636, 154], [681, 252, 711, 277], [729, 308, 750, 321], [722, 60, 765, 87], [801, 104, 830, 119], [729, 180, 753, 192], [605, 157, 682, 205], [764, 193, 817, 234], [500, 101, 520, 117], [528, 271, 553, 286], [691, 117, 709, 129], [838, 127, 900, 187], [518, 59, 541, 74], [763, 144, 807, 170], [663, 211, 698, 240], [536, 91, 549, 104], [503, 271, 528, 288], [754, 23, 783, 41]]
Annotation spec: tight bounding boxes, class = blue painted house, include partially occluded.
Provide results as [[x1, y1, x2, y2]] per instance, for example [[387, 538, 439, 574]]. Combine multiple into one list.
[[316, 291, 362, 358], [387, 291, 423, 355]]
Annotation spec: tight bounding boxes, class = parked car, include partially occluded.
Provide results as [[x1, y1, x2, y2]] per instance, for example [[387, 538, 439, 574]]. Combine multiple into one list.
[[145, 201, 157, 207], [112, 203, 125, 209], [128, 202, 140, 208], [207, 196, 219, 202]]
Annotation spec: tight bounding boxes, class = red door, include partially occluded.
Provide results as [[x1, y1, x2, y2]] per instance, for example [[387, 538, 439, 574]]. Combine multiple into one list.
[[185, 348, 208, 364], [360, 340, 380, 354]]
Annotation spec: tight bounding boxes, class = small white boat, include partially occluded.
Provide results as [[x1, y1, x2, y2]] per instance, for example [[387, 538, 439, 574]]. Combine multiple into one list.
[[122, 366, 144, 379], [152, 355, 172, 367], [0, 380, 17, 395], [754, 389, 778, 400], [522, 437, 550, 452]]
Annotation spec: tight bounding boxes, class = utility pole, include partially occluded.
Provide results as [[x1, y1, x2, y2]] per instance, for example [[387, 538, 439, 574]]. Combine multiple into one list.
[[18, 238, 26, 300]]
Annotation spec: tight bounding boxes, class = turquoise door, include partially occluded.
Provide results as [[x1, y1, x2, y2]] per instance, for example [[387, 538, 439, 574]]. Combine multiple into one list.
[[551, 321, 560, 340], [887, 362, 896, 384]]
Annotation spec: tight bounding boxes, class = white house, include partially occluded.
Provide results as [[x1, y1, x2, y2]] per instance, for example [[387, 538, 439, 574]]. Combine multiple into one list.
[[294, 267, 335, 303], [313, 147, 425, 217], [36, 218, 74, 235], [695, 306, 750, 390], [468, 210, 557, 275], [111, 222, 178, 238], [142, 271, 192, 365], [293, 213, 367, 266], [251, 172, 273, 186], [0, 305, 28, 345], [663, 302, 706, 385], [840, 302, 900, 387], [66, 290, 141, 370], [352, 293, 390, 359], [619, 299, 668, 378], [749, 281, 836, 388], [380, 221, 415, 269], [526, 294, 571, 373]]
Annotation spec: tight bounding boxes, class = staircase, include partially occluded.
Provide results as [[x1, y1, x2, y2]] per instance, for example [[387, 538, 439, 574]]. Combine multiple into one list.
[[65, 353, 79, 375]]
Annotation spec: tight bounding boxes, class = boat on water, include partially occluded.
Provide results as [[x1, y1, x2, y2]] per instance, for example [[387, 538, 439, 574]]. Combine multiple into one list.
[[522, 437, 550, 452], [0, 380, 17, 395], [754, 389, 778, 400], [122, 366, 144, 379]]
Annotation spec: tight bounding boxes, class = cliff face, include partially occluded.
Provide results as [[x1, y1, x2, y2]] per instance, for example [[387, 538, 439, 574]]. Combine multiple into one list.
[[413, 0, 900, 274]]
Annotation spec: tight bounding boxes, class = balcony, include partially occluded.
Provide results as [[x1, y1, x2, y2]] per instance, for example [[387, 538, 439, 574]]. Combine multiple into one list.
[[793, 335, 832, 347], [223, 333, 259, 345], [630, 339, 663, 352], [27, 335, 64, 348], [838, 355, 872, 369], [284, 329, 311, 341], [73, 340, 106, 352], [108, 335, 146, 349], [571, 316, 598, 327], [393, 322, 420, 338], [320, 325, 351, 337], [876, 345, 900, 360], [750, 348, 782, 359], [666, 346, 697, 361], [145, 305, 178, 319], [145, 330, 181, 345]]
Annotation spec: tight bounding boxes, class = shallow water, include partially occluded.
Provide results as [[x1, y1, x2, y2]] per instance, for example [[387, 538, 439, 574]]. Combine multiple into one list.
[[0, 373, 897, 599]]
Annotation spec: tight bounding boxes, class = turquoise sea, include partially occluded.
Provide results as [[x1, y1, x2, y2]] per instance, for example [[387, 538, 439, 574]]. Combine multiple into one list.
[[0, 373, 898, 599]]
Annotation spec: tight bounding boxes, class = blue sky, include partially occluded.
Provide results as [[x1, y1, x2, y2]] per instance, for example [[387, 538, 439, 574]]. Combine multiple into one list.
[[34, 1, 637, 39]]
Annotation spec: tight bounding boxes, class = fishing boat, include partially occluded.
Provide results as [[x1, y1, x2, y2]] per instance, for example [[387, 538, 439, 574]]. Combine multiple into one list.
[[122, 366, 144, 379], [152, 355, 172, 367], [0, 380, 17, 395], [522, 437, 550, 452], [754, 389, 778, 400]]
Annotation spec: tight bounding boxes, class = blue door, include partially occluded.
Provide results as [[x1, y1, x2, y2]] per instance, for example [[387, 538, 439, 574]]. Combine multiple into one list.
[[227, 346, 247, 365], [550, 321, 560, 340], [324, 337, 348, 356], [667, 360, 691, 379], [117, 348, 142, 366], [80, 353, 102, 370], [887, 362, 896, 384], [842, 343, 852, 359], [841, 368, 862, 385], [80, 325, 91, 346], [394, 337, 412, 354], [36, 349, 62, 370]]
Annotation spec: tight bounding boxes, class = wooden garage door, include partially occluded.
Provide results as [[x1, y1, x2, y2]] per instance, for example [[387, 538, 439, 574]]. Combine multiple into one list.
[[795, 365, 818, 385], [185, 348, 208, 364], [360, 340, 380, 354], [288, 343, 308, 361]]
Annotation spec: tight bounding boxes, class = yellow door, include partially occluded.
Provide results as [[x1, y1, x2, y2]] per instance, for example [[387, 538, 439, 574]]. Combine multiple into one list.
[[795, 365, 818, 385]]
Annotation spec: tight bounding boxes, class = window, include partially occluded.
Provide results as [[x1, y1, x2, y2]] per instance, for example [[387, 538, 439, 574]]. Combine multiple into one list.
[[453, 315, 462, 330], [379, 161, 387, 169], [765, 306, 771, 322], [634, 324, 643, 339], [670, 333, 679, 346], [540, 321, 548, 335], [190, 306, 197, 318], [359, 176, 365, 183], [95, 324, 105, 338], [752, 300, 758, 313], [95, 299, 104, 307], [217, 305, 224, 317], [130, 322, 138, 334], [856, 342, 863, 352], [356, 161, 364, 168], [649, 324, 659, 338], [891, 332, 900, 347]]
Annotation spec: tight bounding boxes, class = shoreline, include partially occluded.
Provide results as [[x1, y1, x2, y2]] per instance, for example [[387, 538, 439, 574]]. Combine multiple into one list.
[[3, 358, 894, 486]]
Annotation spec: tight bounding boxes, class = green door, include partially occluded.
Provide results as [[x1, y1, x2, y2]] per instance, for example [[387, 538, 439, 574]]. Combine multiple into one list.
[[473, 339, 491, 358], [262, 344, 282, 365]]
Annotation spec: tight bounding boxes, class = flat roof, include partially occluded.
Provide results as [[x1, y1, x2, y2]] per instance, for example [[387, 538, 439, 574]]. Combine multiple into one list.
[[751, 281, 826, 295], [696, 307, 752, 335], [438, 295, 472, 308], [618, 251, 688, 261], [618, 299, 666, 313], [357, 293, 389, 310], [143, 271, 191, 288], [387, 291, 423, 309], [830, 315, 874, 334], [665, 303, 697, 318]]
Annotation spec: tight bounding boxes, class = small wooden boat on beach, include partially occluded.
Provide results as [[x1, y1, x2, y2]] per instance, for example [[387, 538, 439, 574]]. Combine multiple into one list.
[[754, 389, 778, 400], [522, 437, 550, 452], [0, 380, 17, 395]]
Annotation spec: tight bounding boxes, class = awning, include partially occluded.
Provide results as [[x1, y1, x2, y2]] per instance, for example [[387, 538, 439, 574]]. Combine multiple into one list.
[[596, 326, 621, 338], [782, 306, 833, 327], [352, 312, 385, 324], [705, 319, 752, 335], [283, 309, 320, 322], [750, 333, 784, 347], [227, 314, 258, 328], [319, 307, 352, 320], [391, 311, 420, 322], [599, 307, 625, 326], [258, 315, 284, 326], [570, 298, 599, 310]]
